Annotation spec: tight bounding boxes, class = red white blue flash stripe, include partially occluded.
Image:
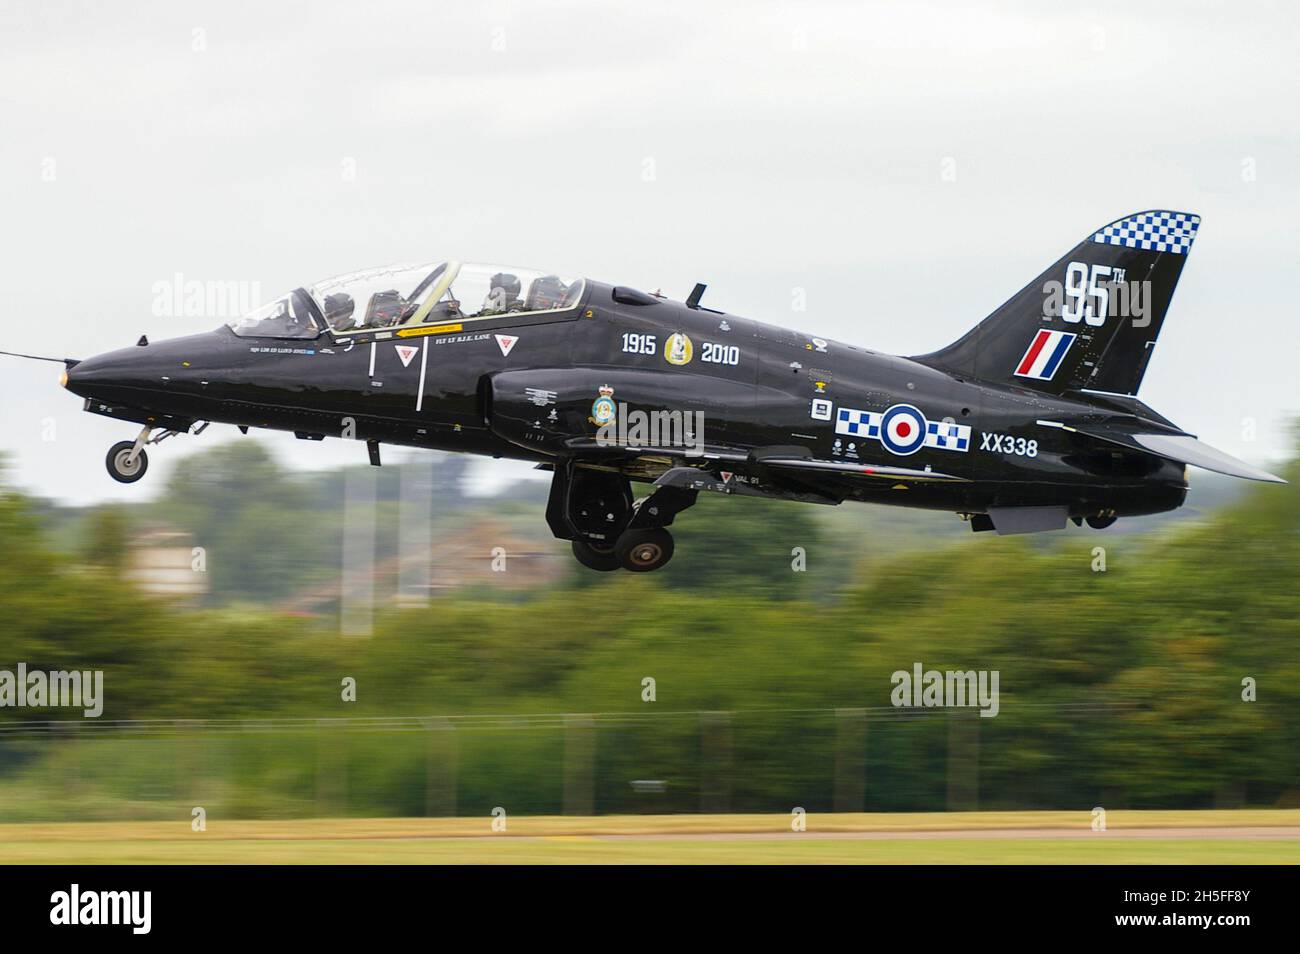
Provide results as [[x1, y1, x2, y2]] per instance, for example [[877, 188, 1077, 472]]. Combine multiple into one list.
[[1014, 329, 1076, 381]]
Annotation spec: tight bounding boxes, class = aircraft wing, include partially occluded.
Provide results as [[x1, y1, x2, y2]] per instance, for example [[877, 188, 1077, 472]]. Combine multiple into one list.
[[1038, 419, 1286, 483], [564, 438, 967, 482], [752, 456, 967, 482], [562, 437, 748, 463]]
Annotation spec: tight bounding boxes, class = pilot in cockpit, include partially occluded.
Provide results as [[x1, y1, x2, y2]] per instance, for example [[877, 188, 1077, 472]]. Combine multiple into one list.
[[284, 302, 315, 337], [480, 273, 523, 316], [365, 289, 409, 328], [323, 292, 356, 332], [422, 295, 463, 323]]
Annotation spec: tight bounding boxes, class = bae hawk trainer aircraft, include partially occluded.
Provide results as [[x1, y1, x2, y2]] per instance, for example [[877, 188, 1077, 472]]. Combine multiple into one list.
[[14, 210, 1284, 572]]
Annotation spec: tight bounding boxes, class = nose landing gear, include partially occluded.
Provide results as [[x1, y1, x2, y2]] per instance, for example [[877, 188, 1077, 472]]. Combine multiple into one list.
[[104, 422, 208, 483]]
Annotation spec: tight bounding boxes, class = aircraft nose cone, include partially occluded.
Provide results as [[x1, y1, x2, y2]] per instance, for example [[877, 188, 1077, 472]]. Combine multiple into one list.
[[62, 351, 125, 398], [62, 344, 178, 402], [62, 330, 234, 406], [62, 355, 91, 394]]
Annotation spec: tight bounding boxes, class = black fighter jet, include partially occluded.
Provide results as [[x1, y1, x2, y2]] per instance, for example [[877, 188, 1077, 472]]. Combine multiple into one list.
[[25, 211, 1286, 572]]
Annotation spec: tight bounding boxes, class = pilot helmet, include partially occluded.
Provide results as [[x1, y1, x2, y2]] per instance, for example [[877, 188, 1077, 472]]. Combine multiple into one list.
[[323, 292, 355, 329], [490, 272, 521, 299]]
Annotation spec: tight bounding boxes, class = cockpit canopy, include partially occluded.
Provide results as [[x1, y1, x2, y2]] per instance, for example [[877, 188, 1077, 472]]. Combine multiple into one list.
[[226, 289, 320, 340], [227, 262, 584, 339]]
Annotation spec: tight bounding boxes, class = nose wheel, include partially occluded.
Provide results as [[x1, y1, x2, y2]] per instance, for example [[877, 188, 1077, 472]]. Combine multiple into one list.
[[103, 423, 205, 483], [106, 440, 149, 483]]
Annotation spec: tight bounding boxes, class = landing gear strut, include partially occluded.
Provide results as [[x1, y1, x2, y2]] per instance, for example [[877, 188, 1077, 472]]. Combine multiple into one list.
[[104, 423, 206, 483]]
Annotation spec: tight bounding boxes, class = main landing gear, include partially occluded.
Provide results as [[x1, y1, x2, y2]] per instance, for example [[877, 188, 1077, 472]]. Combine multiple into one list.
[[573, 527, 676, 573], [572, 522, 678, 573], [104, 423, 208, 483], [1071, 511, 1118, 530], [614, 527, 676, 572], [571, 539, 621, 572], [549, 462, 695, 573], [1085, 514, 1117, 530]]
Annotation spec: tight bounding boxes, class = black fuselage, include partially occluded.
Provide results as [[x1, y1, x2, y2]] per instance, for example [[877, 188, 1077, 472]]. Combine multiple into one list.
[[65, 279, 1188, 521]]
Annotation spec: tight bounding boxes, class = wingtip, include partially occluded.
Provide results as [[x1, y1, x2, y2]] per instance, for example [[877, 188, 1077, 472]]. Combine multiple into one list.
[[1215, 467, 1285, 484], [1239, 464, 1287, 484]]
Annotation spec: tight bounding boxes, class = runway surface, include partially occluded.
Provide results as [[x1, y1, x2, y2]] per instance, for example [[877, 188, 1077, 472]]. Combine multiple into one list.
[[2, 811, 1297, 863]]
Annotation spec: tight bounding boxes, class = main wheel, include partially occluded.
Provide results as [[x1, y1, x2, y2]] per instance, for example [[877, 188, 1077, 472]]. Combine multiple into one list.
[[106, 441, 148, 483], [1086, 514, 1117, 530], [571, 539, 621, 572], [615, 528, 675, 572]]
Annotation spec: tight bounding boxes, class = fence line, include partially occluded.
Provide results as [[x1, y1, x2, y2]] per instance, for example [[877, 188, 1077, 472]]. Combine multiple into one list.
[[0, 699, 1158, 819], [0, 699, 1140, 738]]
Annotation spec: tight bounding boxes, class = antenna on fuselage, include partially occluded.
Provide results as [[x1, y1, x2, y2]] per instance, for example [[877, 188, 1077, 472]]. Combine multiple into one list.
[[685, 283, 707, 309]]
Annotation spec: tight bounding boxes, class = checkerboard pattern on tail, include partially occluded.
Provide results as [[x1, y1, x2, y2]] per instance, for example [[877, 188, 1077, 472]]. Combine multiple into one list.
[[913, 209, 1202, 397], [1092, 211, 1200, 254]]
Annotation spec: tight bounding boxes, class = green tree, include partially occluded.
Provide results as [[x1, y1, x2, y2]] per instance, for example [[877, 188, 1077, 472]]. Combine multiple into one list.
[[80, 505, 131, 571], [653, 493, 824, 597]]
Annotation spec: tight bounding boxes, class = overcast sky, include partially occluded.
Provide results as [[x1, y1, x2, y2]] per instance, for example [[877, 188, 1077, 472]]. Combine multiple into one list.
[[1, 1, 1297, 504]]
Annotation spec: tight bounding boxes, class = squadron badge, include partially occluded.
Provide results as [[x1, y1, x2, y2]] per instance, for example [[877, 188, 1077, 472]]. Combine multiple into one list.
[[590, 384, 617, 426], [664, 333, 694, 366]]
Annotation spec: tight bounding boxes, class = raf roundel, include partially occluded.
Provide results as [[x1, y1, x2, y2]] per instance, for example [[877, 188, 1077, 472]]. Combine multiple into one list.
[[879, 403, 928, 456]]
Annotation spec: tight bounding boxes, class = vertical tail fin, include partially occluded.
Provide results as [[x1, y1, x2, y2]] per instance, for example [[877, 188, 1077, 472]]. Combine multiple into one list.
[[912, 211, 1200, 396]]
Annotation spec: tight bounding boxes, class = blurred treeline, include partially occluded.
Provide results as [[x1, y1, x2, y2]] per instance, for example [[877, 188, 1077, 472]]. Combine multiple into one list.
[[0, 437, 1296, 819]]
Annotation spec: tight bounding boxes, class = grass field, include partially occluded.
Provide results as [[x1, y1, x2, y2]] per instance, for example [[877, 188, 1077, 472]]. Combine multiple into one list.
[[1, 810, 1298, 864]]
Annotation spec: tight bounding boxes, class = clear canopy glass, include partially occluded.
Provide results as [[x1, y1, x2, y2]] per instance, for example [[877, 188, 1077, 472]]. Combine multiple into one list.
[[226, 289, 321, 339], [311, 262, 583, 334], [308, 262, 446, 333], [227, 263, 584, 339]]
